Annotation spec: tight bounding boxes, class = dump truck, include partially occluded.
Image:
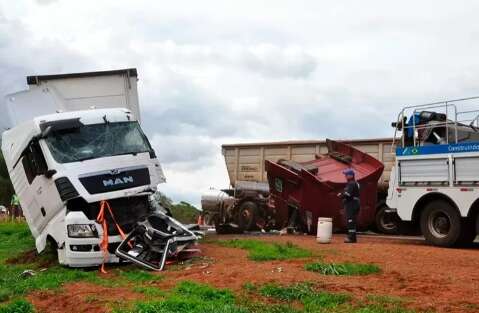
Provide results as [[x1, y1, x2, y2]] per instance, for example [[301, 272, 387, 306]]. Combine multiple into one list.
[[0, 69, 174, 267], [201, 137, 399, 234]]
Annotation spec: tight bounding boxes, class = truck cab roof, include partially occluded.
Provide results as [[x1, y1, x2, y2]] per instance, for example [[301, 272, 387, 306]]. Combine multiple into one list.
[[2, 108, 136, 169]]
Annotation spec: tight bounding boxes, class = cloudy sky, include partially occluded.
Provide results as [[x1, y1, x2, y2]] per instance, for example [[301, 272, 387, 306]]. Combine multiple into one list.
[[1, 1, 479, 205]]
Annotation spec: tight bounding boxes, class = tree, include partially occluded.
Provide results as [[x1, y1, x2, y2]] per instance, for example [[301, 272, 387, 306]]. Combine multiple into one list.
[[151, 191, 200, 224], [170, 201, 201, 224]]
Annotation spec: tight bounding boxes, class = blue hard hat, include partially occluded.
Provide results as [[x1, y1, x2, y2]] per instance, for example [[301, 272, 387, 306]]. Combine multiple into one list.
[[342, 168, 355, 176]]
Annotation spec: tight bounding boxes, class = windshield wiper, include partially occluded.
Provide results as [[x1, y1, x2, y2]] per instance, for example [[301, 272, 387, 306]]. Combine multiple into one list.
[[113, 151, 151, 157], [77, 155, 101, 162], [76, 151, 148, 162]]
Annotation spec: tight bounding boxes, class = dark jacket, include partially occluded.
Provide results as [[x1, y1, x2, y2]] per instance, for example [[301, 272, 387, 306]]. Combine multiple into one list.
[[340, 180, 360, 212]]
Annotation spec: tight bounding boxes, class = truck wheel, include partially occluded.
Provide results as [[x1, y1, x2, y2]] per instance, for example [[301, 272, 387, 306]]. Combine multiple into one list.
[[420, 200, 461, 247], [213, 214, 228, 234], [375, 205, 399, 234], [238, 201, 257, 231]]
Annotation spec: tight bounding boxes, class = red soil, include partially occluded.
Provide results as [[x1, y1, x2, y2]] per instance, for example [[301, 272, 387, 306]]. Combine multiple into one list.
[[27, 234, 479, 313]]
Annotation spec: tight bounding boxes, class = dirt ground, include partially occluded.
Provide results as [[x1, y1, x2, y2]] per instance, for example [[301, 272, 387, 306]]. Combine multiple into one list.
[[27, 234, 479, 313]]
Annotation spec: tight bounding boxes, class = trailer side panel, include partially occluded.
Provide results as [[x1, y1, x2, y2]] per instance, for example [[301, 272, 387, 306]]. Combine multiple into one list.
[[222, 138, 394, 190]]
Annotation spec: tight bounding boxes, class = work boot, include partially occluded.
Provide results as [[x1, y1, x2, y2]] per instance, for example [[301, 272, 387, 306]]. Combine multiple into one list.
[[344, 233, 357, 243]]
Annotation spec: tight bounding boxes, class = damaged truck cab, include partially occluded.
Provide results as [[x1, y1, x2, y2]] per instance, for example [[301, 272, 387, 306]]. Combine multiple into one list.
[[1, 69, 166, 267]]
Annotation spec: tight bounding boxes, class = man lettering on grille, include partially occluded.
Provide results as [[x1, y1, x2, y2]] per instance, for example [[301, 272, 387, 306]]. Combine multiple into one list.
[[338, 168, 360, 243]]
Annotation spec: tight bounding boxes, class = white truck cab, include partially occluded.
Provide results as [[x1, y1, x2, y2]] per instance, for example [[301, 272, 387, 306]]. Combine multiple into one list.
[[1, 69, 166, 266], [387, 97, 479, 246]]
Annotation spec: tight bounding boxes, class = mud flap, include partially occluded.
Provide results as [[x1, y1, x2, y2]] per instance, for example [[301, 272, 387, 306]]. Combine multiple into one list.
[[115, 211, 201, 271]]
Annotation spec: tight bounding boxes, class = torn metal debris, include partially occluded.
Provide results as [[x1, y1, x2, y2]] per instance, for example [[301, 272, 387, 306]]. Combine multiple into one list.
[[115, 211, 203, 271]]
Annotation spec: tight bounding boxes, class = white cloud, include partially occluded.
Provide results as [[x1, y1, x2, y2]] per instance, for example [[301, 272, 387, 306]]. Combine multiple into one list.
[[2, 0, 479, 206]]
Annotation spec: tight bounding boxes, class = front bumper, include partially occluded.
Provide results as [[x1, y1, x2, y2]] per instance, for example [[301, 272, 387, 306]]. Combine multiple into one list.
[[59, 234, 125, 267]]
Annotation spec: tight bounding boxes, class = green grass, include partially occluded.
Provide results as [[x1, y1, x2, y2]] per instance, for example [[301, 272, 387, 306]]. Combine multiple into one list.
[[0, 299, 35, 313], [0, 221, 163, 307], [133, 286, 167, 298], [118, 281, 415, 313], [0, 263, 105, 301], [305, 262, 380, 276], [0, 222, 412, 313], [117, 269, 163, 283], [258, 283, 415, 313], [216, 239, 311, 261], [115, 281, 304, 313], [0, 222, 111, 300], [0, 222, 34, 261], [259, 282, 349, 309], [0, 222, 101, 301], [115, 281, 243, 313]]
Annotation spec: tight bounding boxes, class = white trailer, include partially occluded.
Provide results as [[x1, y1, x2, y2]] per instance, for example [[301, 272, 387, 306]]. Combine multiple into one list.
[[387, 97, 479, 246], [1, 69, 166, 266]]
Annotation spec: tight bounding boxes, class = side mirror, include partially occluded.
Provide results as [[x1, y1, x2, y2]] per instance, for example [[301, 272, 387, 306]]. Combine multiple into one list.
[[45, 169, 57, 179]]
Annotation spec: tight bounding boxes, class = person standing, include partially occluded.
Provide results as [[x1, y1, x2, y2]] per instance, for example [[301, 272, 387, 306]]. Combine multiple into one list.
[[10, 194, 20, 219], [338, 168, 360, 243]]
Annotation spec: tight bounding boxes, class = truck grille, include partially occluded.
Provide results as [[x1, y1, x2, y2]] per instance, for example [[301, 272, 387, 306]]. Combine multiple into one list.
[[79, 166, 150, 195], [67, 196, 151, 235]]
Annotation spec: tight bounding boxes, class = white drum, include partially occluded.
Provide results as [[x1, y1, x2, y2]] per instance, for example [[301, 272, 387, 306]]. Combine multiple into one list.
[[316, 217, 333, 243]]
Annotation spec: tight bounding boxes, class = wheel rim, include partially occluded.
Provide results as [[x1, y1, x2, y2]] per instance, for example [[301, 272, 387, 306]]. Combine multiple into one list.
[[240, 208, 253, 226], [428, 210, 451, 238]]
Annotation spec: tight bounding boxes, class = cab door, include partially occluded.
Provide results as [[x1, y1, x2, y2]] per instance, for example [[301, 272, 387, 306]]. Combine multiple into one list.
[[17, 140, 60, 236]]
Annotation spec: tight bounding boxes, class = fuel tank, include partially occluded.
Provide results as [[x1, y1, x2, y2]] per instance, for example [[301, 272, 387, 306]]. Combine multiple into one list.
[[265, 139, 384, 234]]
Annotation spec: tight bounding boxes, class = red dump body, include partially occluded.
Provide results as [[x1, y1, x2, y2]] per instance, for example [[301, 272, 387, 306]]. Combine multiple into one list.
[[265, 139, 384, 234]]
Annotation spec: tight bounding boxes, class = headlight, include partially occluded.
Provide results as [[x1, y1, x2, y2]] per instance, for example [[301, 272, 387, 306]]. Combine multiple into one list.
[[67, 224, 98, 238]]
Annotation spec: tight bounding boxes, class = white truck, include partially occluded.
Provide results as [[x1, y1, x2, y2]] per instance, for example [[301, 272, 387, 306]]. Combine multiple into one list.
[[387, 97, 479, 246], [1, 69, 167, 267]]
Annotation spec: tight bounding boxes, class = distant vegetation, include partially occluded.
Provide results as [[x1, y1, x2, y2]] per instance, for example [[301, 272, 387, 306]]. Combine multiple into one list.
[[151, 191, 200, 224]]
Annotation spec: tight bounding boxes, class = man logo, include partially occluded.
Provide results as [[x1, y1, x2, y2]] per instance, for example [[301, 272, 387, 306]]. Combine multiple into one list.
[[103, 176, 134, 187], [109, 169, 121, 175]]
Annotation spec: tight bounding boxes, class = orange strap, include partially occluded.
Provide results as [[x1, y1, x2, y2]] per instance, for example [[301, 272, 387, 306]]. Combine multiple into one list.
[[96, 200, 128, 273]]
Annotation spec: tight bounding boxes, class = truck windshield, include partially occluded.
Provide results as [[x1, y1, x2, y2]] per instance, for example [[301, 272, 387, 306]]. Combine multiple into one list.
[[45, 121, 153, 163]]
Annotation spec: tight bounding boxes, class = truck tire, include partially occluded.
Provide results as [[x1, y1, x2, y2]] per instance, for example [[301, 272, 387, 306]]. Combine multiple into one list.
[[420, 200, 462, 247], [238, 201, 257, 231], [375, 205, 399, 234], [213, 214, 228, 234]]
